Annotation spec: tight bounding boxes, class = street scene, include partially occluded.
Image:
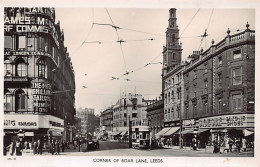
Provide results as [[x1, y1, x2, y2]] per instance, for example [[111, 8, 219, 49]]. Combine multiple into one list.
[[3, 7, 255, 159]]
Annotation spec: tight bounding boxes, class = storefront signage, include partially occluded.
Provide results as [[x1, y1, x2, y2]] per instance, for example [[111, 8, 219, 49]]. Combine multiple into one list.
[[183, 119, 195, 128], [198, 114, 254, 128], [4, 10, 59, 48], [4, 50, 52, 57], [32, 81, 51, 113], [4, 115, 39, 129]]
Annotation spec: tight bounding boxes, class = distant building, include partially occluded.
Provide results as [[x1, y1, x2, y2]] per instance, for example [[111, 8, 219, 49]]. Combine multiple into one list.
[[111, 93, 149, 140], [100, 107, 113, 135], [76, 108, 95, 136], [146, 98, 164, 138]]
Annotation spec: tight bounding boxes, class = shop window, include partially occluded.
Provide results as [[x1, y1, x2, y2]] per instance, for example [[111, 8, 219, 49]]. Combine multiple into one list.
[[4, 90, 12, 111], [15, 89, 27, 111], [37, 59, 47, 78], [4, 36, 12, 49], [233, 49, 242, 60], [232, 67, 242, 85], [4, 59, 12, 76], [15, 58, 27, 76], [232, 94, 242, 112]]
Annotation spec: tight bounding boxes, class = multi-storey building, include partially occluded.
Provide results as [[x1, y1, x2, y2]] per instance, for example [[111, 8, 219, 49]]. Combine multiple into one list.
[[146, 98, 164, 138], [100, 107, 113, 135], [156, 8, 183, 144], [76, 108, 96, 137], [111, 93, 149, 140], [4, 7, 76, 147], [182, 25, 255, 148]]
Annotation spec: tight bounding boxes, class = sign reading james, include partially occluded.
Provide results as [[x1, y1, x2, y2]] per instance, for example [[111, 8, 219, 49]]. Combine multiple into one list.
[[198, 114, 254, 128], [4, 7, 59, 47], [32, 81, 51, 113]]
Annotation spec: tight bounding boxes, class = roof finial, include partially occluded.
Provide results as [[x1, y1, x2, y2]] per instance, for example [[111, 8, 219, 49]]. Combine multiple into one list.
[[227, 28, 230, 35], [246, 22, 250, 29]]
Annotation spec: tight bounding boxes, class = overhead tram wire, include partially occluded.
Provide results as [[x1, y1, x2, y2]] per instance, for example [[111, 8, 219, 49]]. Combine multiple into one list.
[[105, 8, 128, 77]]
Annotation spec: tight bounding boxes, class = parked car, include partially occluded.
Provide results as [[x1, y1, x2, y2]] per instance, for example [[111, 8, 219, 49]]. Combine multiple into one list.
[[87, 136, 99, 150]]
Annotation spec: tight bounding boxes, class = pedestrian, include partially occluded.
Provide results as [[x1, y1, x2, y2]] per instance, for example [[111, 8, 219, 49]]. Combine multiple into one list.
[[67, 141, 70, 149], [78, 140, 81, 152], [223, 137, 230, 153], [242, 138, 247, 152], [74, 139, 77, 149], [15, 139, 22, 156], [37, 139, 43, 155], [61, 140, 65, 152], [24, 141, 28, 150], [228, 137, 233, 152], [33, 141, 38, 155], [235, 138, 241, 153], [10, 140, 16, 156], [192, 135, 197, 151], [51, 139, 55, 155], [213, 138, 219, 153]]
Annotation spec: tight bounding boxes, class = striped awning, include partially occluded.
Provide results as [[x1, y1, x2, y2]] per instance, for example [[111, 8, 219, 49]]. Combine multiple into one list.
[[162, 127, 180, 136], [111, 131, 122, 136], [155, 127, 171, 138]]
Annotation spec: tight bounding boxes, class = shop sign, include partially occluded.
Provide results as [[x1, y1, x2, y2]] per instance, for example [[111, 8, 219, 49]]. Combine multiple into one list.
[[4, 50, 52, 57], [4, 115, 39, 129], [32, 81, 51, 113], [183, 119, 195, 128], [198, 114, 254, 128]]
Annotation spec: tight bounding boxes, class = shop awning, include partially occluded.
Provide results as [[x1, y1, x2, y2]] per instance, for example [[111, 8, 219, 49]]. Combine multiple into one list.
[[111, 131, 122, 136], [181, 129, 194, 134], [244, 129, 254, 136], [121, 131, 128, 136], [197, 129, 210, 133], [162, 127, 180, 136], [155, 127, 171, 138]]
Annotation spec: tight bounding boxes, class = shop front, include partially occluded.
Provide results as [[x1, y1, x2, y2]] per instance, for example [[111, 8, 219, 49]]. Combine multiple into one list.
[[4, 114, 64, 149], [197, 113, 254, 150]]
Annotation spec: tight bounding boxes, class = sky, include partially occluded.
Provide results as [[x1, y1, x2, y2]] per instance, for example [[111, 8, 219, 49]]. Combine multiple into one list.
[[54, 8, 255, 114]]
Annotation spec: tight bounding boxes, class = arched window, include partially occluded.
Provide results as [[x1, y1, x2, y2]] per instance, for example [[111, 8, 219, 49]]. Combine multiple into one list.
[[4, 89, 12, 111], [37, 59, 47, 78], [15, 58, 27, 76], [15, 89, 27, 111], [4, 59, 12, 76]]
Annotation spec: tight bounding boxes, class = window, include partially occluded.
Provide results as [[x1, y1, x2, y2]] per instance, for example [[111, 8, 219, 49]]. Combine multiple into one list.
[[15, 58, 27, 76], [232, 94, 242, 112], [15, 89, 27, 111], [204, 63, 208, 73], [18, 36, 26, 49], [27, 36, 36, 51], [4, 59, 12, 76], [185, 105, 189, 118], [217, 97, 222, 113], [172, 78, 175, 84], [177, 90, 181, 100], [168, 92, 171, 103], [232, 67, 242, 85], [193, 104, 197, 117], [203, 100, 207, 114], [4, 90, 12, 110], [204, 80, 208, 89], [218, 73, 222, 89], [171, 91, 174, 100], [4, 36, 12, 49], [218, 56, 222, 65], [194, 70, 197, 79], [38, 36, 46, 51], [165, 81, 168, 88], [38, 59, 47, 78], [233, 49, 242, 59], [165, 94, 167, 103]]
